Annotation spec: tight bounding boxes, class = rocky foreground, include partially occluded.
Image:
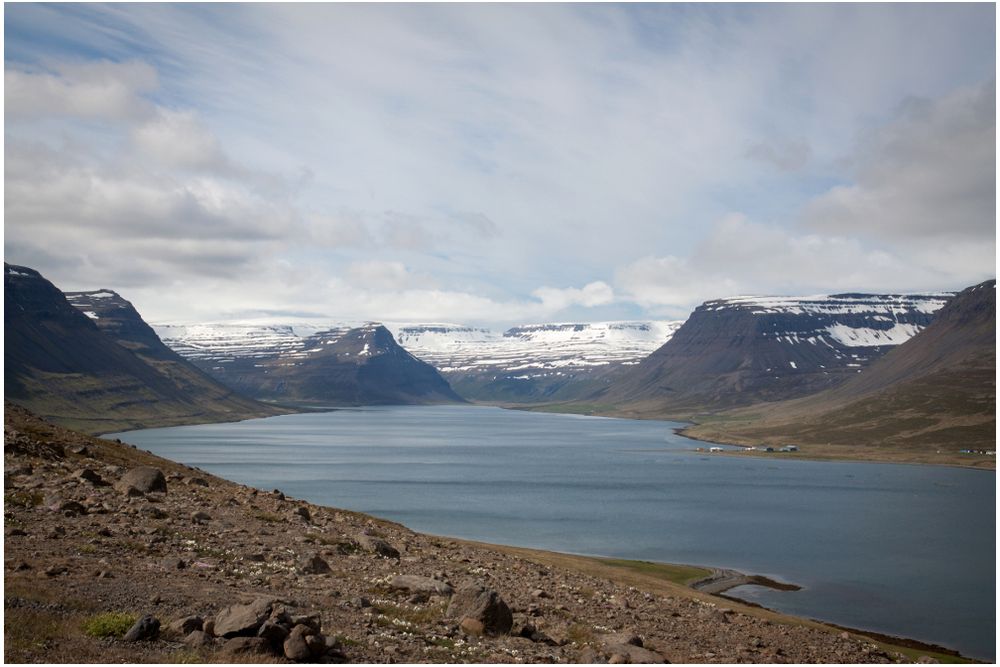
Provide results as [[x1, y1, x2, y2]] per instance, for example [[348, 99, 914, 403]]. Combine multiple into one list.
[[4, 404, 949, 663]]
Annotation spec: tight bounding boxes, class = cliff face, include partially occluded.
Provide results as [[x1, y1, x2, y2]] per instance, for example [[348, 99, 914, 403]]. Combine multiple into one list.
[[684, 281, 996, 459], [5, 264, 278, 433], [597, 293, 950, 414]]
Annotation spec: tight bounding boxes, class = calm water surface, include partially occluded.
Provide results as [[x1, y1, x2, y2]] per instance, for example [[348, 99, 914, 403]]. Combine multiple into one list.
[[111, 405, 995, 660]]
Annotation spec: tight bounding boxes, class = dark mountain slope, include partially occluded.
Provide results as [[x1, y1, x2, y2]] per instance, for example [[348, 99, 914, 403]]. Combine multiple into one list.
[[594, 293, 950, 417], [5, 264, 279, 433], [685, 281, 996, 463]]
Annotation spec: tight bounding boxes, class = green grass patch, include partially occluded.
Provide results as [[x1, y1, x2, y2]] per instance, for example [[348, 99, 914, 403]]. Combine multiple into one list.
[[595, 557, 711, 586], [81, 612, 137, 639]]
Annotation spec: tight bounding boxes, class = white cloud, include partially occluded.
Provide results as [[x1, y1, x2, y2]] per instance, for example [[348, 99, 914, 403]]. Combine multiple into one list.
[[131, 109, 227, 170], [5, 60, 157, 121], [532, 281, 615, 311]]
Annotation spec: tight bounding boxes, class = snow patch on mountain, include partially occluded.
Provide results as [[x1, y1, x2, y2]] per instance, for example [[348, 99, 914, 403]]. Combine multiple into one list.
[[388, 320, 684, 375]]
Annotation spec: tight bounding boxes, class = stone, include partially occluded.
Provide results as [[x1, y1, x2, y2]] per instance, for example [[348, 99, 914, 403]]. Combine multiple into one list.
[[72, 468, 108, 486], [294, 506, 311, 522], [389, 574, 454, 596], [168, 615, 203, 635], [123, 615, 160, 642], [202, 619, 216, 637], [257, 619, 290, 645], [283, 625, 313, 661], [460, 617, 485, 636], [223, 636, 274, 657], [357, 534, 400, 559], [305, 632, 327, 657], [116, 467, 167, 494], [298, 554, 332, 575], [139, 504, 168, 520], [160, 557, 185, 571], [607, 632, 644, 648], [350, 596, 372, 609], [186, 477, 210, 487], [605, 643, 669, 664], [214, 598, 273, 638], [446, 584, 513, 635], [289, 614, 322, 633], [183, 630, 211, 648], [190, 511, 211, 524]]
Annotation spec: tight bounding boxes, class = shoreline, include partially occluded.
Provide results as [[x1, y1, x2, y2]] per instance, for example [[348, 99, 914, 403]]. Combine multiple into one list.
[[6, 403, 982, 663]]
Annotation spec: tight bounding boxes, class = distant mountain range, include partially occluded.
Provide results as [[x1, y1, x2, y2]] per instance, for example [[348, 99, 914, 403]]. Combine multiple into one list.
[[593, 292, 953, 416], [389, 321, 684, 402], [4, 264, 277, 434], [153, 322, 463, 406], [683, 281, 996, 460]]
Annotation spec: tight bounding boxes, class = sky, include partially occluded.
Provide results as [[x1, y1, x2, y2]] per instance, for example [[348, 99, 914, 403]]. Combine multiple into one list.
[[4, 3, 996, 326]]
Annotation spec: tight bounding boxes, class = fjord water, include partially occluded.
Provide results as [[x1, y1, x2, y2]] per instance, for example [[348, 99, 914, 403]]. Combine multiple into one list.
[[111, 405, 995, 660]]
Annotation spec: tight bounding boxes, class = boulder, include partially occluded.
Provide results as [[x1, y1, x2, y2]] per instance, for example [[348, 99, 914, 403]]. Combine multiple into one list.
[[123, 615, 160, 642], [168, 615, 202, 635], [298, 554, 331, 575], [389, 574, 454, 597], [190, 511, 211, 524], [183, 630, 211, 648], [222, 636, 274, 657], [357, 534, 400, 559], [72, 468, 108, 486], [283, 625, 313, 661], [446, 584, 513, 635], [257, 619, 290, 646], [214, 598, 273, 638], [605, 643, 669, 663], [116, 467, 167, 494], [294, 506, 311, 522]]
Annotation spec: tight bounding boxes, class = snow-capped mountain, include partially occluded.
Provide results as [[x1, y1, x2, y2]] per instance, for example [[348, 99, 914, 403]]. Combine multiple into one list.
[[598, 292, 955, 414], [151, 322, 462, 405], [388, 320, 684, 402]]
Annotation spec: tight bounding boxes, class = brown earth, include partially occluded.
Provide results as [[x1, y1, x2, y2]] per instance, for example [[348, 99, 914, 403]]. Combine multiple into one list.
[[4, 403, 964, 664]]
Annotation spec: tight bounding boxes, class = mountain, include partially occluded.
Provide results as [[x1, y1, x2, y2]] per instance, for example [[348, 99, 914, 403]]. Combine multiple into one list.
[[684, 281, 995, 463], [595, 292, 953, 416], [390, 320, 684, 402], [153, 322, 464, 405], [4, 265, 278, 433]]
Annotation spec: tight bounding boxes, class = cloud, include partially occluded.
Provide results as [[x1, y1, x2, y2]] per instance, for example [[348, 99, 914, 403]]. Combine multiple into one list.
[[345, 260, 438, 290], [532, 281, 615, 311], [745, 137, 811, 172], [804, 79, 995, 241], [616, 212, 993, 313], [5, 59, 157, 121], [130, 109, 227, 170]]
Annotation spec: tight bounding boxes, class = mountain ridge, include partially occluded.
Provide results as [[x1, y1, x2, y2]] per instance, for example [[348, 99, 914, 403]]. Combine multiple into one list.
[[5, 264, 279, 434]]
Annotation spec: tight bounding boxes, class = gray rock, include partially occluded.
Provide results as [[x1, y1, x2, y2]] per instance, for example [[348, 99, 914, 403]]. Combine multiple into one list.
[[605, 643, 669, 663], [294, 506, 311, 522], [446, 584, 513, 635], [222, 636, 273, 657], [214, 598, 273, 638], [183, 629, 211, 647], [72, 468, 108, 486], [257, 619, 290, 645], [298, 554, 331, 575], [357, 534, 400, 559], [123, 615, 160, 642], [190, 511, 211, 524], [283, 625, 313, 661], [116, 467, 167, 494], [140, 505, 168, 519], [389, 574, 454, 596], [168, 615, 202, 635]]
